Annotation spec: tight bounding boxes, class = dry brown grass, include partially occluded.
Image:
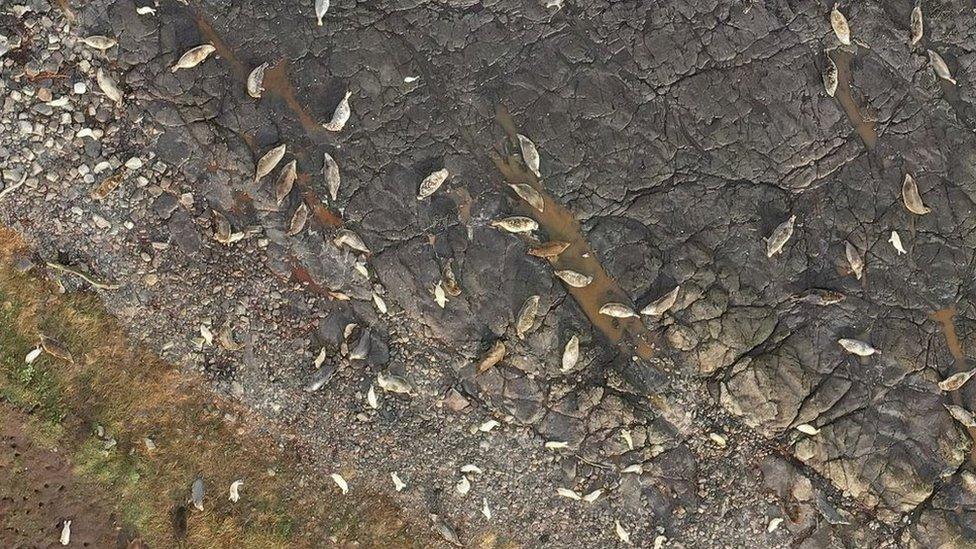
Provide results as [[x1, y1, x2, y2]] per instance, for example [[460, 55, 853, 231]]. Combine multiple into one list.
[[0, 229, 430, 548]]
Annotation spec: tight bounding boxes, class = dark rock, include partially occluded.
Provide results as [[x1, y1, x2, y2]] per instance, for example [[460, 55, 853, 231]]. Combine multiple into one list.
[[152, 193, 179, 220], [167, 209, 202, 255]]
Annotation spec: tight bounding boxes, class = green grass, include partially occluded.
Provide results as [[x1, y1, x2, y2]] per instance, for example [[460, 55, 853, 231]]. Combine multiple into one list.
[[74, 436, 154, 529], [0, 295, 65, 432]]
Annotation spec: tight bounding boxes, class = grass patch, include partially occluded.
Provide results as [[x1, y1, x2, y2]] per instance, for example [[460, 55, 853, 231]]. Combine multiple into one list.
[[0, 295, 64, 431], [0, 229, 432, 548]]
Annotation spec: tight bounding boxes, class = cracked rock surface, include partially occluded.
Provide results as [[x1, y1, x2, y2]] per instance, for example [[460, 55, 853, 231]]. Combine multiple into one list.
[[2, 0, 975, 546]]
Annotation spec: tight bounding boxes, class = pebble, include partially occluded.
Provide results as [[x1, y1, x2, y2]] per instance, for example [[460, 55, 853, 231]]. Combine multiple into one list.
[[125, 157, 143, 170], [73, 82, 87, 94], [93, 214, 110, 229], [443, 388, 470, 412]]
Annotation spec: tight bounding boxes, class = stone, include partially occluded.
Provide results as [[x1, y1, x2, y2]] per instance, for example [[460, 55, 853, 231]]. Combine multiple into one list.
[[152, 193, 179, 219], [443, 388, 470, 412]]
